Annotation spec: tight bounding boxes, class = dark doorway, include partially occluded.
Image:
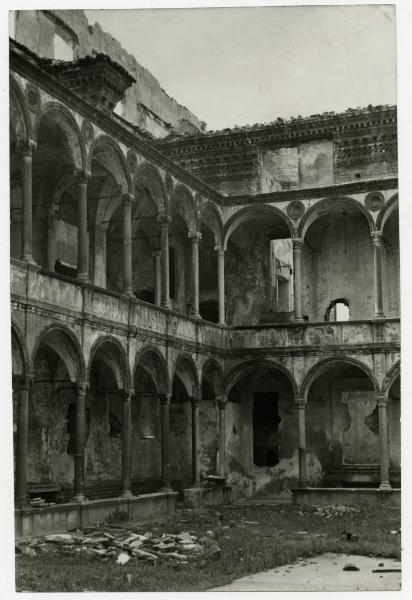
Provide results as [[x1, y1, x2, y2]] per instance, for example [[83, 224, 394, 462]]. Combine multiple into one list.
[[253, 392, 281, 467]]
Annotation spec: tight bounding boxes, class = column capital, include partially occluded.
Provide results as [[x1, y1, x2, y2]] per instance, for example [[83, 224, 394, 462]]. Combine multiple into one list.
[[294, 396, 306, 407], [17, 139, 36, 157], [157, 213, 172, 226], [218, 398, 227, 410], [122, 389, 134, 401], [376, 395, 388, 408], [74, 169, 91, 184], [76, 383, 88, 396], [189, 231, 202, 242], [21, 375, 33, 391], [152, 249, 161, 259], [292, 237, 304, 249], [190, 395, 200, 407], [122, 192, 135, 205], [215, 244, 226, 255], [159, 393, 172, 406], [371, 230, 383, 246]]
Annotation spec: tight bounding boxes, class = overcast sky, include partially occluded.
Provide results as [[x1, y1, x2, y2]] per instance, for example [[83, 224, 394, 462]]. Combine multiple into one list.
[[78, 6, 395, 130]]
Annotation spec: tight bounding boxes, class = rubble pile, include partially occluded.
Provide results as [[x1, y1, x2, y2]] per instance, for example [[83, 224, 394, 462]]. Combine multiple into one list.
[[314, 505, 361, 519], [15, 526, 222, 566]]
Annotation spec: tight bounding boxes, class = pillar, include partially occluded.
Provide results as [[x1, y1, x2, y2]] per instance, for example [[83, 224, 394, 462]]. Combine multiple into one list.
[[76, 170, 90, 282], [372, 231, 385, 318], [191, 395, 201, 485], [47, 204, 57, 271], [218, 398, 227, 478], [15, 377, 31, 507], [73, 384, 87, 502], [122, 193, 134, 296], [295, 397, 308, 486], [121, 390, 133, 497], [152, 250, 161, 306], [158, 215, 171, 309], [160, 393, 172, 490], [20, 140, 36, 263], [293, 238, 304, 321], [215, 245, 226, 325], [190, 232, 201, 318], [377, 395, 392, 490]]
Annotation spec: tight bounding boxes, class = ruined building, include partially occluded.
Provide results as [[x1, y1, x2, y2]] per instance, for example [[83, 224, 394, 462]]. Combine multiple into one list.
[[10, 10, 400, 537]]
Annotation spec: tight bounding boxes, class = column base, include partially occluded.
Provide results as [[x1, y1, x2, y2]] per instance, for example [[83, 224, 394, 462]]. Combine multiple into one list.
[[72, 493, 87, 503], [294, 316, 304, 322], [378, 481, 392, 491], [120, 489, 135, 499], [161, 302, 172, 310], [190, 311, 201, 319], [298, 479, 309, 488], [22, 255, 36, 265], [122, 289, 134, 297], [374, 313, 386, 319], [76, 274, 88, 283], [159, 485, 173, 493]]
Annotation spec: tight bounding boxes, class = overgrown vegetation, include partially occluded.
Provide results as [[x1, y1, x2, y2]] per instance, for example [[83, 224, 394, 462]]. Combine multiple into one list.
[[16, 502, 401, 592]]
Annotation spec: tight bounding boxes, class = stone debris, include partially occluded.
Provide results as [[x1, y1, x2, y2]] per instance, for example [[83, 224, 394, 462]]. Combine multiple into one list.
[[16, 524, 220, 566], [343, 563, 360, 571], [315, 505, 360, 519]]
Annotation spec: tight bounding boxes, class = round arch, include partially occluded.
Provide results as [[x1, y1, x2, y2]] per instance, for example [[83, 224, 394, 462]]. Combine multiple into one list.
[[87, 134, 132, 194], [298, 196, 375, 240], [225, 359, 298, 398], [201, 358, 225, 399], [31, 324, 85, 383], [11, 321, 30, 378], [135, 162, 167, 215], [34, 102, 86, 170], [200, 200, 224, 247], [172, 353, 199, 397], [223, 204, 294, 249], [382, 361, 400, 398], [133, 344, 170, 395], [10, 75, 32, 143], [376, 193, 398, 232], [170, 184, 197, 234], [87, 336, 130, 390], [300, 356, 379, 400]]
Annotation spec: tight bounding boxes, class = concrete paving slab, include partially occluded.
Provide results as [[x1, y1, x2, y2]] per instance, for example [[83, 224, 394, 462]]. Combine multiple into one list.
[[209, 553, 401, 591]]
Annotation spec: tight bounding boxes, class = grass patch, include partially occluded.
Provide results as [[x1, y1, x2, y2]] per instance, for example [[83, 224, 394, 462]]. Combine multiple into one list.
[[16, 502, 401, 592]]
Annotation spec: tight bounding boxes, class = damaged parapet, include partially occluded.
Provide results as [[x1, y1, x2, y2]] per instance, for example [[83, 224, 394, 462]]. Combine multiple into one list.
[[42, 53, 136, 113]]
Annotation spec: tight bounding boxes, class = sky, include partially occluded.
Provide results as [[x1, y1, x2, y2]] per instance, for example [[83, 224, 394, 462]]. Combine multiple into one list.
[[85, 5, 397, 131]]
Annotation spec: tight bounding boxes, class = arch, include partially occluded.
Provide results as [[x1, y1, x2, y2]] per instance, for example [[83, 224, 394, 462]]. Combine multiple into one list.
[[225, 359, 298, 398], [170, 184, 197, 234], [135, 162, 167, 215], [133, 344, 170, 395], [223, 204, 294, 249], [300, 356, 379, 400], [382, 361, 400, 397], [10, 75, 32, 143], [201, 358, 225, 399], [172, 353, 199, 397], [11, 320, 30, 378], [87, 335, 130, 390], [87, 134, 132, 194], [298, 196, 375, 240], [377, 193, 398, 232], [34, 101, 86, 170], [31, 323, 85, 383], [200, 200, 224, 247]]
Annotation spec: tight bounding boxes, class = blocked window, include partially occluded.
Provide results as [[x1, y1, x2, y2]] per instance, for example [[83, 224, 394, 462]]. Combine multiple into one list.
[[253, 393, 281, 467]]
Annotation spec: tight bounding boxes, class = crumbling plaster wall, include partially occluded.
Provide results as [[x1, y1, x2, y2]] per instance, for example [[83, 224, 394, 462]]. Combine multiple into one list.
[[301, 213, 375, 321], [13, 10, 204, 138]]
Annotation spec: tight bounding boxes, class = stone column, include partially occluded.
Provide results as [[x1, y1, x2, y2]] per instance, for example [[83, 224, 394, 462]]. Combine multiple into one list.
[[47, 204, 57, 271], [215, 245, 226, 325], [372, 231, 385, 319], [122, 193, 134, 296], [15, 377, 31, 507], [121, 389, 133, 497], [218, 398, 227, 478], [191, 395, 201, 485], [158, 215, 172, 309], [293, 238, 304, 321], [73, 384, 87, 502], [76, 170, 90, 282], [295, 397, 308, 486], [20, 140, 36, 263], [152, 250, 162, 306], [160, 393, 172, 490], [190, 232, 201, 318], [377, 395, 392, 490]]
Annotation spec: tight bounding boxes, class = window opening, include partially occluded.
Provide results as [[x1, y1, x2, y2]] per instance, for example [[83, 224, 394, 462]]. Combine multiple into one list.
[[324, 298, 350, 321]]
